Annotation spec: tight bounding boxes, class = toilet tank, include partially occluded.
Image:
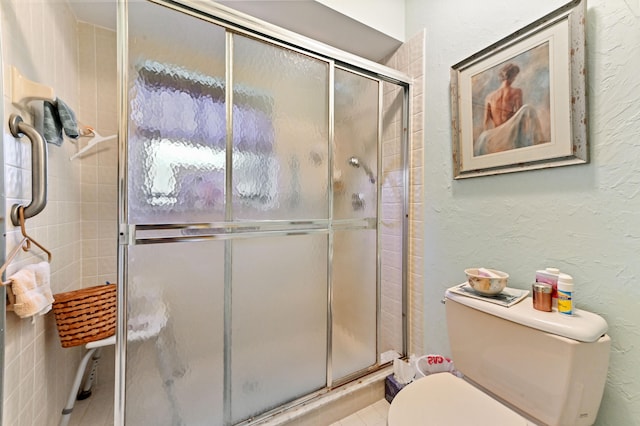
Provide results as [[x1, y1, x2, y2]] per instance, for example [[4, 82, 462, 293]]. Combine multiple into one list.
[[445, 287, 610, 426]]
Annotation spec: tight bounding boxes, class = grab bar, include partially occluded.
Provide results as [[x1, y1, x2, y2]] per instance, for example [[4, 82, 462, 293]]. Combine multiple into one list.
[[8, 114, 48, 226]]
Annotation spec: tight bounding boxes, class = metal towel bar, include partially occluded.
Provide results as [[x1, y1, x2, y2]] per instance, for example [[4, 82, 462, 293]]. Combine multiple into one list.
[[8, 114, 48, 226]]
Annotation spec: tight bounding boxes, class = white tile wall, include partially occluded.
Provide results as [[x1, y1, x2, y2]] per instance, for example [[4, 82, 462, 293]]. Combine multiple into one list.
[[1, 1, 117, 425], [77, 23, 118, 289], [382, 31, 425, 356], [2, 0, 82, 423]]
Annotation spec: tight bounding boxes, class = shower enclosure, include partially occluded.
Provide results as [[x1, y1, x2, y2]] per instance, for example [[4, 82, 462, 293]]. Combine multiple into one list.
[[117, 1, 410, 424]]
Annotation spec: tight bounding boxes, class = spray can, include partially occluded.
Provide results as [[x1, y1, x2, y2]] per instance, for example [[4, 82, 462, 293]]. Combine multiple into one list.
[[557, 273, 574, 315], [535, 267, 560, 302]]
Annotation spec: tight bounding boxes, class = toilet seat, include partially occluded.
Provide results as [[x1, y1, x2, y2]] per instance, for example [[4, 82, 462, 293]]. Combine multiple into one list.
[[388, 373, 536, 425]]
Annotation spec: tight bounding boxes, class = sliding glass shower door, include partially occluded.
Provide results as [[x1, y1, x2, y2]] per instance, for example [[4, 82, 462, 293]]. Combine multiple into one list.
[[332, 68, 379, 382], [229, 34, 330, 423], [118, 1, 409, 425], [125, 4, 228, 424]]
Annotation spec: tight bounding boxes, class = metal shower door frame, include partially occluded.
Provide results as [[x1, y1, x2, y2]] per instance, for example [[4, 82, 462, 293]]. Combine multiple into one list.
[[115, 1, 411, 424]]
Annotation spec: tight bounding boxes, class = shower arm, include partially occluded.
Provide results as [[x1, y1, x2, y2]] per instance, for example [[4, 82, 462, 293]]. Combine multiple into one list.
[[348, 156, 376, 184], [360, 162, 376, 184], [8, 114, 48, 226]]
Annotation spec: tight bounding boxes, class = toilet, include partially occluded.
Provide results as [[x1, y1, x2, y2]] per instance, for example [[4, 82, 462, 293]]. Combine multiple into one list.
[[388, 285, 611, 425]]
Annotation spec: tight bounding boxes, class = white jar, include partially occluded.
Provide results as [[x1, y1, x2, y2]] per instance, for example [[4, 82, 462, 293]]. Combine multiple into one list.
[[557, 273, 574, 315]]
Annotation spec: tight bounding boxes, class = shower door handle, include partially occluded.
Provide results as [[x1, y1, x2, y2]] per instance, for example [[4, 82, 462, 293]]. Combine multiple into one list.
[[8, 114, 48, 226]]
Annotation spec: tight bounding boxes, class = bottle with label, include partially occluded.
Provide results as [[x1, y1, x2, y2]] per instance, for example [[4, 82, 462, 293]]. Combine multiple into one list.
[[557, 273, 574, 315], [535, 267, 560, 303]]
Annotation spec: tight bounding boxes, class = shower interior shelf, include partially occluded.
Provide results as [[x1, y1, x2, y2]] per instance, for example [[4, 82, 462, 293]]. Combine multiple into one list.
[[70, 128, 117, 161]]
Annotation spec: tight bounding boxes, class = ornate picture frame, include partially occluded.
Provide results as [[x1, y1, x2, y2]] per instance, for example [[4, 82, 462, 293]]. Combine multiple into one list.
[[450, 0, 587, 179]]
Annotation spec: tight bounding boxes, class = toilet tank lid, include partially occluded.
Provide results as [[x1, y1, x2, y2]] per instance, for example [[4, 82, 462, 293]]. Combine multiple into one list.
[[445, 285, 608, 343]]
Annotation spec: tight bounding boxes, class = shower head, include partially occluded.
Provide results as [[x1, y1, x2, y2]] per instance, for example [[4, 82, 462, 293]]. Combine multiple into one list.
[[348, 156, 361, 168], [348, 156, 376, 184]]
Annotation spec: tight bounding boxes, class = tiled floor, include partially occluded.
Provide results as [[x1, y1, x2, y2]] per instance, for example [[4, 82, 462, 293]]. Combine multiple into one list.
[[67, 378, 114, 426], [68, 387, 389, 426], [330, 399, 390, 426]]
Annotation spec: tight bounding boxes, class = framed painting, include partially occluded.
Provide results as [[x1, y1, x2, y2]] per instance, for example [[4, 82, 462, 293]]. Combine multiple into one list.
[[450, 0, 587, 179]]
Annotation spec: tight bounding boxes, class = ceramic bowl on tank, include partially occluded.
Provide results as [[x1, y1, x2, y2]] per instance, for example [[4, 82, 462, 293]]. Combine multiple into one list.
[[464, 268, 509, 296]]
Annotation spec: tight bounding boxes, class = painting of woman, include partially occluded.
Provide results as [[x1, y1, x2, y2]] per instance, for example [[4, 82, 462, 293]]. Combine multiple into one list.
[[472, 43, 551, 156]]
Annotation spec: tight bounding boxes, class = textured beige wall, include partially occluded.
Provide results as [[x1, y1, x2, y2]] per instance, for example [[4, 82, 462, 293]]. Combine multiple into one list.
[[406, 0, 640, 424]]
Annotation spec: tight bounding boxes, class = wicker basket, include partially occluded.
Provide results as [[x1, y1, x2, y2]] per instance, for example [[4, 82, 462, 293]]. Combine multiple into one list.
[[52, 284, 117, 348]]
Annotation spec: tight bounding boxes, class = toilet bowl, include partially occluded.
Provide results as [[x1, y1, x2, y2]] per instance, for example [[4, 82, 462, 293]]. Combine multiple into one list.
[[388, 372, 537, 425], [388, 284, 610, 426]]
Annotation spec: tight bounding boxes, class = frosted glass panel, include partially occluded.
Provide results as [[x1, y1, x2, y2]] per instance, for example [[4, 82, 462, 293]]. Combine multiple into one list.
[[231, 234, 328, 423], [123, 3, 408, 421], [334, 69, 379, 220], [379, 83, 404, 357], [125, 241, 224, 425], [232, 35, 329, 220], [332, 230, 377, 380], [128, 2, 226, 224]]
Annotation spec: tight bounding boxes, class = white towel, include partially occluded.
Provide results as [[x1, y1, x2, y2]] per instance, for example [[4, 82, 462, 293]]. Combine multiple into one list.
[[25, 262, 54, 315], [8, 262, 54, 318]]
